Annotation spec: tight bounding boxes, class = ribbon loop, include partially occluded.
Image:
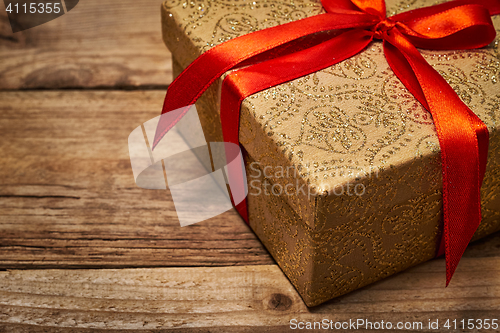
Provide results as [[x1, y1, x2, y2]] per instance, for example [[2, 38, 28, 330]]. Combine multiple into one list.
[[396, 4, 497, 49], [350, 0, 386, 18]]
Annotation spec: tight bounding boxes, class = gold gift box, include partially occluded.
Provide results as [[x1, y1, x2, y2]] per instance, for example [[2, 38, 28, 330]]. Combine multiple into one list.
[[162, 0, 500, 306]]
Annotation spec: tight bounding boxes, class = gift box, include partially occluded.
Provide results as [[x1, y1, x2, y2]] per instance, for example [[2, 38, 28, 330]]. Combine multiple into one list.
[[160, 0, 500, 306]]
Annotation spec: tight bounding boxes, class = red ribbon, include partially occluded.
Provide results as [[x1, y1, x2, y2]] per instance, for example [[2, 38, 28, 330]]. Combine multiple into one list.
[[154, 0, 500, 285]]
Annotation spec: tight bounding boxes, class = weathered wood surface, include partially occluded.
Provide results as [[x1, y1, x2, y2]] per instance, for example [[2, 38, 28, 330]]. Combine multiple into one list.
[[1, 1, 500, 328], [0, 0, 172, 90], [1, 89, 499, 332], [0, 255, 499, 332], [0, 90, 273, 269]]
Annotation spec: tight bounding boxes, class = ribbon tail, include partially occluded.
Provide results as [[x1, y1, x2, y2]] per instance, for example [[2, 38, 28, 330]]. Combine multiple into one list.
[[220, 29, 373, 221], [383, 28, 488, 285]]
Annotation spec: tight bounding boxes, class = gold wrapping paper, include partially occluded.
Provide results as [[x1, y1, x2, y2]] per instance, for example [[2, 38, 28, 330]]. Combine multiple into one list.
[[163, 0, 500, 306]]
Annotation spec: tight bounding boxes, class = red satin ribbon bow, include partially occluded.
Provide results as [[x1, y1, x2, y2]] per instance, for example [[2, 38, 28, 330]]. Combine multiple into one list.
[[154, 0, 500, 285]]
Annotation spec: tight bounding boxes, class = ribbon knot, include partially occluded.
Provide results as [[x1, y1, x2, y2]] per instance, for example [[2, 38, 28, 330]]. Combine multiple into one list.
[[154, 0, 500, 287], [372, 17, 396, 39]]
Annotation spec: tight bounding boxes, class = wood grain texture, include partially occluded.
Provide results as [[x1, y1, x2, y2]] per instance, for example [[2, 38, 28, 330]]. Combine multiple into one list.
[[2, 0, 499, 329], [0, 90, 273, 269], [0, 255, 499, 332], [0, 1, 172, 89]]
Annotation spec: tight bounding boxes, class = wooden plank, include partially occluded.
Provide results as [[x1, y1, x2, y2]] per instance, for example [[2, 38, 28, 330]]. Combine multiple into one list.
[[0, 1, 172, 89], [0, 254, 499, 332], [0, 90, 273, 269]]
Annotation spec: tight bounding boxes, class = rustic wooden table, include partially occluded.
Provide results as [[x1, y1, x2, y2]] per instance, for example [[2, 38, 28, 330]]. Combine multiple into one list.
[[1, 1, 499, 331]]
